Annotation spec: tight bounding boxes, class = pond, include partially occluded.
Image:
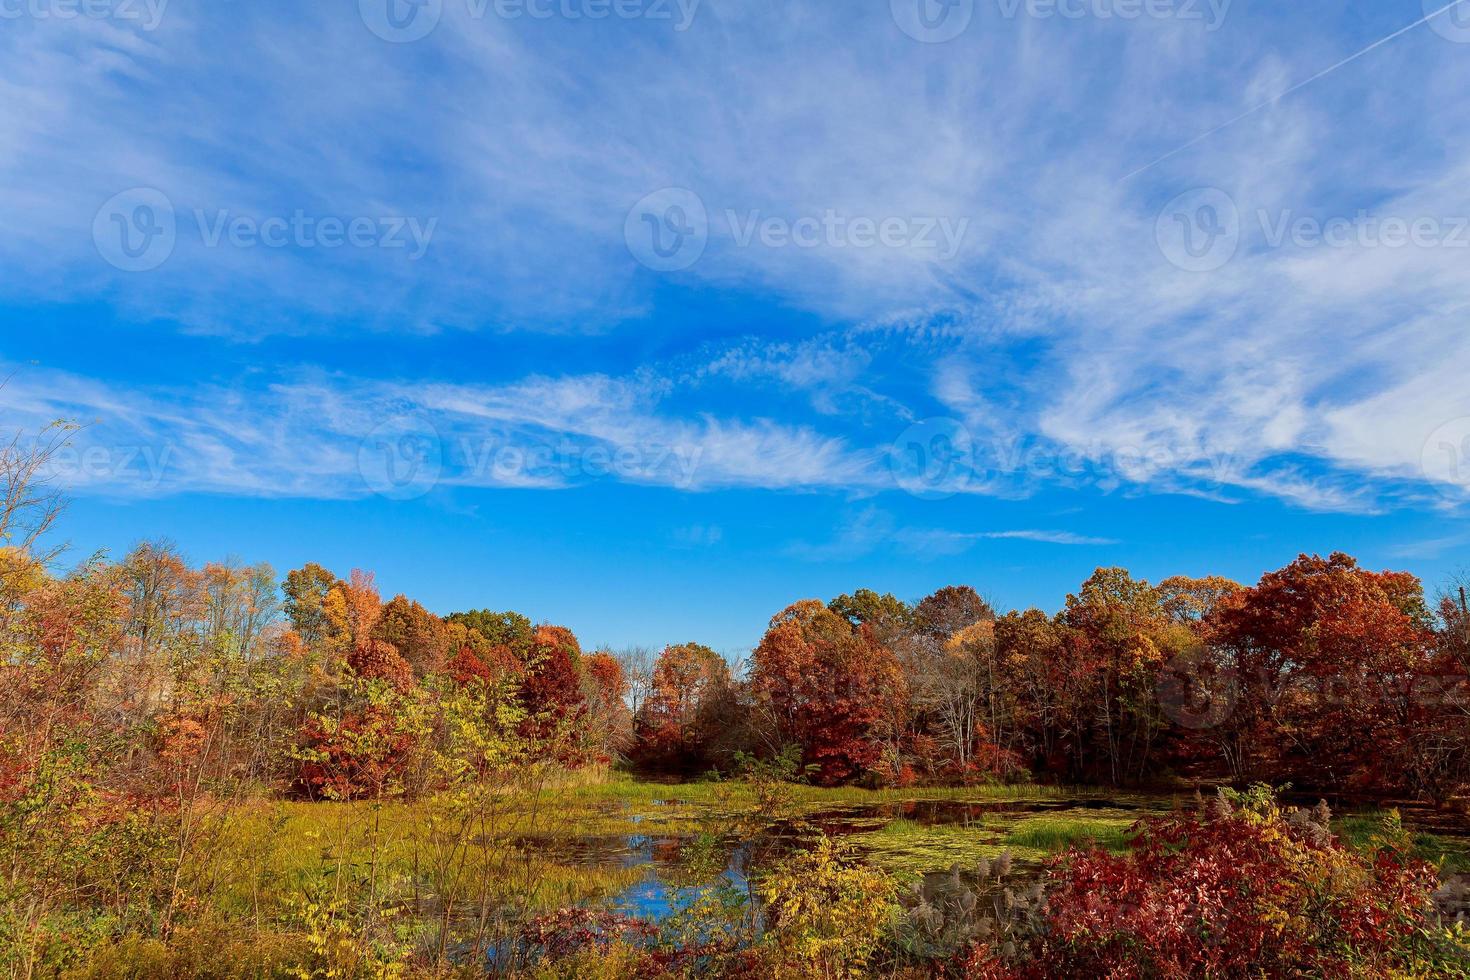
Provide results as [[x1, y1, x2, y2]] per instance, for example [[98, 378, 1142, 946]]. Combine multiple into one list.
[[515, 789, 1470, 928], [514, 795, 1159, 926]]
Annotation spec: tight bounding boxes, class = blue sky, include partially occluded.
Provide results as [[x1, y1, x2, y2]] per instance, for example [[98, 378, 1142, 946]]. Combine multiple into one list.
[[4, 0, 1470, 654]]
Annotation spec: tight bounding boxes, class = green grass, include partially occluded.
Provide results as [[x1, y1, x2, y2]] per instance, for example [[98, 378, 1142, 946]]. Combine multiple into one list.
[[1335, 810, 1470, 874], [845, 806, 1149, 874], [851, 822, 1007, 873], [1005, 815, 1135, 855], [558, 773, 1144, 839], [195, 795, 659, 925], [868, 817, 925, 838], [577, 771, 1113, 802]]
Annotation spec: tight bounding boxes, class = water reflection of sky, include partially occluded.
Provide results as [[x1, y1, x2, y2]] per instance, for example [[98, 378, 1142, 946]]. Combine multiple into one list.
[[604, 834, 751, 922], [542, 798, 1141, 925]]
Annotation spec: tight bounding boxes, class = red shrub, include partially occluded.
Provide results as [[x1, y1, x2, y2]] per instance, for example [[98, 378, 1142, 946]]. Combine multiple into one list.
[[1022, 791, 1440, 978], [445, 644, 492, 685], [294, 705, 416, 800]]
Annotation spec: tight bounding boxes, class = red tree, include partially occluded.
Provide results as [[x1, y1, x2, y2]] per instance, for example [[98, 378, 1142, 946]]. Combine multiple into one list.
[[295, 705, 416, 801], [1205, 553, 1440, 793], [446, 644, 493, 685], [584, 651, 626, 706], [518, 625, 588, 760], [750, 600, 905, 785]]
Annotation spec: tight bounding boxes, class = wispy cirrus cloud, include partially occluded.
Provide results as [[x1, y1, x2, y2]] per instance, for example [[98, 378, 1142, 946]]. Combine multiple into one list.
[[786, 507, 1119, 562], [980, 530, 1120, 546], [0, 362, 883, 500], [4, 1, 1470, 520]]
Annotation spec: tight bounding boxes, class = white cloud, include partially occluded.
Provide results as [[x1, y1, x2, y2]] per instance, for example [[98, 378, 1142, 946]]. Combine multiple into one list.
[[979, 530, 1119, 546], [0, 362, 881, 499], [2, 3, 1468, 514], [787, 507, 1119, 562]]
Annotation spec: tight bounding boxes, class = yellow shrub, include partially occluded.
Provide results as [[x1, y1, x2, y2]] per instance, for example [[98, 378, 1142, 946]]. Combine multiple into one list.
[[757, 835, 897, 978]]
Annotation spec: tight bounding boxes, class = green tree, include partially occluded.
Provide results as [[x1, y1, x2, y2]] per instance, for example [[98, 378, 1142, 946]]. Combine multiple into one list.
[[445, 609, 534, 662], [281, 563, 338, 646], [828, 589, 913, 646]]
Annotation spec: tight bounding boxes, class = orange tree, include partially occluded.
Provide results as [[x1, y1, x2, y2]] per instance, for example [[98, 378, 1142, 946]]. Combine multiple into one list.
[[1058, 568, 1187, 786], [632, 642, 731, 772]]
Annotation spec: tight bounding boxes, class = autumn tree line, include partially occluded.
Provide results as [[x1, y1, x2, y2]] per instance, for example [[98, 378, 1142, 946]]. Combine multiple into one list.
[[0, 424, 1467, 809], [639, 562, 1470, 801], [4, 522, 1469, 806]]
